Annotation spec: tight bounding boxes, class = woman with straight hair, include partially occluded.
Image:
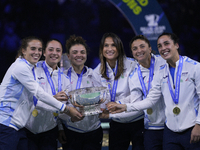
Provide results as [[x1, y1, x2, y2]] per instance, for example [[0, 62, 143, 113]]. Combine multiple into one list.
[[93, 32, 144, 150]]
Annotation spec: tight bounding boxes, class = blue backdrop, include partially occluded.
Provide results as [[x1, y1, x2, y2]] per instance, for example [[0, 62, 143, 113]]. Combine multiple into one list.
[[109, 0, 173, 53]]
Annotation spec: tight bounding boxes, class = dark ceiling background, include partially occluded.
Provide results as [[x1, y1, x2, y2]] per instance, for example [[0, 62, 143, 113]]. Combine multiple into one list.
[[0, 0, 200, 81]]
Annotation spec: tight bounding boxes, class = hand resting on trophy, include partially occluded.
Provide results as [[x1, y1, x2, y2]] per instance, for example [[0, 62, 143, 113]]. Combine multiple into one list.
[[107, 102, 127, 114], [99, 108, 110, 119], [61, 105, 84, 122], [53, 91, 70, 101]]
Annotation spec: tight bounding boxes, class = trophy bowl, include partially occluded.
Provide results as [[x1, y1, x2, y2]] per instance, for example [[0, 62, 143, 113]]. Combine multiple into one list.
[[68, 87, 108, 116]]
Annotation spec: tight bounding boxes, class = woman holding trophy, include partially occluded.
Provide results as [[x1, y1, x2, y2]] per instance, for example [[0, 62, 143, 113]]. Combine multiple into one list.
[[58, 35, 103, 150], [105, 35, 166, 150], [0, 37, 82, 150], [108, 33, 200, 149], [93, 33, 145, 150], [25, 39, 83, 150]]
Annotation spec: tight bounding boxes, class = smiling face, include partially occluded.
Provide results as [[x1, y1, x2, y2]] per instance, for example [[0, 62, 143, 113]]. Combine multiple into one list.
[[44, 40, 62, 70], [67, 44, 87, 68], [103, 37, 119, 63], [131, 39, 152, 64], [157, 35, 179, 62], [22, 40, 42, 65]]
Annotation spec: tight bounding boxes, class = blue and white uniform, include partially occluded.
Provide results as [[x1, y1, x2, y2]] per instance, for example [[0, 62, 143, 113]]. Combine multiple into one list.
[[125, 56, 200, 149], [93, 57, 145, 150], [25, 61, 71, 150], [59, 66, 103, 150], [93, 57, 143, 122], [26, 61, 70, 134], [0, 58, 66, 150], [118, 54, 166, 130], [117, 54, 166, 150], [0, 58, 65, 130]]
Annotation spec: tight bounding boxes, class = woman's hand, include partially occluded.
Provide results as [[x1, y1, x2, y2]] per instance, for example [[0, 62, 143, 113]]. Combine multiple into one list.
[[107, 102, 127, 114], [64, 106, 84, 122], [190, 124, 200, 143], [58, 130, 67, 144], [99, 108, 109, 119], [53, 91, 69, 101]]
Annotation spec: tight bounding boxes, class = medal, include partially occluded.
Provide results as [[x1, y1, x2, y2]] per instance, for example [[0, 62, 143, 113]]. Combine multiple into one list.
[[173, 106, 181, 115], [32, 109, 38, 117], [53, 112, 58, 117], [147, 108, 153, 115], [168, 56, 183, 115]]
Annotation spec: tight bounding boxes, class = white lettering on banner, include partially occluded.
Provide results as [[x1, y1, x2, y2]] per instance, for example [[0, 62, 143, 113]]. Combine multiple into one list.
[[140, 14, 166, 40]]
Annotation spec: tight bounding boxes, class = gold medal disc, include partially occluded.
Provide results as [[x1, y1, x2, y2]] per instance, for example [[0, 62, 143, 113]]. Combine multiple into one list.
[[32, 109, 38, 117], [147, 108, 153, 115], [173, 106, 181, 115], [53, 112, 58, 117]]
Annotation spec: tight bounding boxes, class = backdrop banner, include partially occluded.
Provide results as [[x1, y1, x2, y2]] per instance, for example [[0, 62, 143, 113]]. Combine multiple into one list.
[[109, 0, 173, 53]]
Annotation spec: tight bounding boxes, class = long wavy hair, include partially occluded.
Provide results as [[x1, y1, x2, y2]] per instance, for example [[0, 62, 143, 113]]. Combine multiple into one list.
[[99, 33, 125, 80]]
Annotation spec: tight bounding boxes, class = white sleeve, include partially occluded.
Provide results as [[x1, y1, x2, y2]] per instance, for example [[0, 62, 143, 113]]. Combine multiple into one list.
[[194, 64, 200, 124], [126, 72, 162, 112], [117, 89, 143, 104], [109, 110, 142, 121], [35, 101, 66, 112], [12, 65, 66, 112], [58, 103, 74, 121]]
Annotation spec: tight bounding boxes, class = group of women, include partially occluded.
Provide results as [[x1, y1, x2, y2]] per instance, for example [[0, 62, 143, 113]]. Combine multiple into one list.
[[0, 32, 200, 150]]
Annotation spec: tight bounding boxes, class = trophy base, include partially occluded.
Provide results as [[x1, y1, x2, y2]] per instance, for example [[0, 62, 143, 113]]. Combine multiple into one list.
[[79, 104, 102, 116]]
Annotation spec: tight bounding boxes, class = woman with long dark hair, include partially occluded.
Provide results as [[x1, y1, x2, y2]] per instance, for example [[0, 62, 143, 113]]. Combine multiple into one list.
[[93, 33, 144, 150]]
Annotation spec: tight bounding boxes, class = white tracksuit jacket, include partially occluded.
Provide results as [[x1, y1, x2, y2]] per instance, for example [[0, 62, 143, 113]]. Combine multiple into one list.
[[117, 54, 166, 130], [25, 61, 71, 134], [93, 57, 145, 123], [59, 66, 102, 133], [0, 58, 65, 131], [126, 56, 200, 132]]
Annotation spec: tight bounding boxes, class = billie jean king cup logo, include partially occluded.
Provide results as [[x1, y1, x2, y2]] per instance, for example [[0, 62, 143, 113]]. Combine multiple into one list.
[[145, 14, 159, 27], [67, 87, 109, 116]]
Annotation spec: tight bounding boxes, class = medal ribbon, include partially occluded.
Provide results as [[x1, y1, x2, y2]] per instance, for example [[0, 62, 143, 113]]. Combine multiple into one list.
[[167, 56, 183, 104], [137, 56, 155, 98], [106, 62, 118, 102], [22, 58, 38, 106], [67, 66, 85, 89], [42, 61, 62, 95]]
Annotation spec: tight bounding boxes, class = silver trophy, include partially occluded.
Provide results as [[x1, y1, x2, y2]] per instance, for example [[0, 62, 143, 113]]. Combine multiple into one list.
[[68, 87, 108, 116]]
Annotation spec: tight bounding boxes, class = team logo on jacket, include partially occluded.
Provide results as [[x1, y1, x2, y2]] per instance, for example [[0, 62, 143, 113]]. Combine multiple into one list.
[[143, 76, 146, 80], [87, 81, 90, 84], [182, 72, 188, 76], [38, 81, 45, 85], [163, 75, 168, 79], [38, 77, 44, 80], [101, 79, 107, 83], [159, 64, 166, 70]]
